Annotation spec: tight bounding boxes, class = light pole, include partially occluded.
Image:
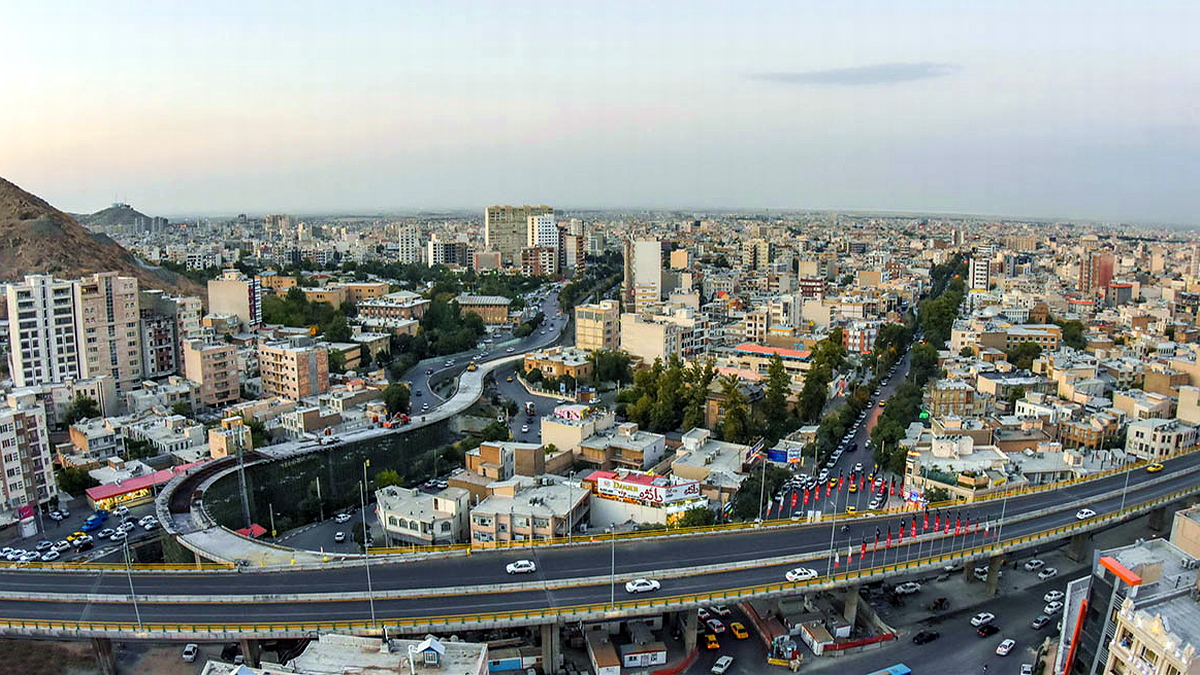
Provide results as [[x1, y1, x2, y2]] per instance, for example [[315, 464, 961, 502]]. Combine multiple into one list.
[[825, 495, 838, 576], [608, 528, 616, 608], [1119, 453, 1134, 512], [124, 538, 142, 631], [360, 460, 377, 628], [757, 448, 768, 523]]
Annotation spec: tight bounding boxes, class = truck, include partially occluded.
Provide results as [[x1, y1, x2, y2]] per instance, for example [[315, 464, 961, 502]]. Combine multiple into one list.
[[382, 414, 412, 429], [524, 401, 536, 416]]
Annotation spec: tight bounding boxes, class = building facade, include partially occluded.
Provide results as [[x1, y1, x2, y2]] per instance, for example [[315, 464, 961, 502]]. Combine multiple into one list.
[[485, 205, 553, 266], [258, 337, 330, 401], [207, 269, 263, 328], [4, 275, 82, 388], [575, 300, 620, 352]]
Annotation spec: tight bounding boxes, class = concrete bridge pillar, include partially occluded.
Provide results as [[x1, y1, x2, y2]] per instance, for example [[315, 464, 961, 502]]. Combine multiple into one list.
[[91, 637, 116, 675], [984, 554, 1006, 596], [843, 584, 861, 625], [541, 622, 561, 671], [1148, 507, 1168, 532], [963, 562, 975, 582], [683, 608, 698, 654], [240, 639, 262, 668], [1065, 532, 1090, 563]]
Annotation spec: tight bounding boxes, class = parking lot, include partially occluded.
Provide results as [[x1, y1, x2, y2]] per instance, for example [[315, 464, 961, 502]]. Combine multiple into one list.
[[2, 500, 162, 564]]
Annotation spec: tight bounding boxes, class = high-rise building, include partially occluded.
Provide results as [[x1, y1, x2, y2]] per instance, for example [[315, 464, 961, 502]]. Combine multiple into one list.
[[741, 239, 773, 271], [4, 275, 82, 388], [526, 213, 559, 249], [520, 246, 559, 277], [258, 336, 330, 401], [0, 398, 56, 509], [75, 272, 143, 394], [574, 300, 620, 352], [140, 291, 202, 375], [396, 225, 421, 264], [632, 240, 663, 313], [207, 269, 263, 328], [484, 205, 553, 266], [969, 256, 991, 291], [427, 237, 472, 268], [1079, 250, 1115, 295], [182, 339, 239, 408], [139, 309, 178, 379]]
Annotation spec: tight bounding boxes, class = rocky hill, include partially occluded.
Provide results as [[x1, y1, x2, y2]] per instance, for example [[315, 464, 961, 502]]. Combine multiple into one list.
[[74, 202, 153, 230], [0, 177, 203, 298]]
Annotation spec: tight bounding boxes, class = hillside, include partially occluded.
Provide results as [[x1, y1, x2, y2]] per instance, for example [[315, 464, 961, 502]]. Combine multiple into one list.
[[0, 177, 203, 298], [74, 202, 152, 230]]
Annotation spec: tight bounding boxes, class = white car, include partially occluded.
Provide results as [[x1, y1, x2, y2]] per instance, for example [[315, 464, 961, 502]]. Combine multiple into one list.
[[971, 612, 996, 627], [1038, 567, 1059, 580], [52, 541, 70, 553], [711, 656, 734, 675], [625, 578, 661, 594], [335, 513, 352, 524], [506, 560, 537, 575], [1044, 601, 1064, 615], [506, 347, 515, 353], [1044, 590, 1064, 603], [996, 638, 1016, 656], [113, 506, 129, 518], [520, 425, 530, 433], [785, 567, 818, 582], [895, 582, 922, 595], [182, 643, 199, 662], [1021, 665, 1035, 675], [1076, 508, 1097, 520], [40, 550, 60, 562], [334, 532, 346, 543], [1023, 559, 1045, 572]]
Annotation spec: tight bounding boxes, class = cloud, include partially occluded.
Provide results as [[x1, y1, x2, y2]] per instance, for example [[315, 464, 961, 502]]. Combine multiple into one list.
[[749, 62, 956, 86]]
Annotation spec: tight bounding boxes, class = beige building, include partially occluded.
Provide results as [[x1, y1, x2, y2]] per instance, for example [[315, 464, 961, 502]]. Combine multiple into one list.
[[255, 271, 296, 296], [376, 485, 470, 546], [207, 416, 252, 459], [207, 269, 263, 327], [619, 313, 682, 363], [1103, 594, 1200, 675], [579, 422, 667, 471], [182, 339, 240, 408], [469, 477, 590, 544], [301, 285, 347, 307], [523, 346, 593, 382], [342, 281, 390, 304], [75, 273, 143, 394], [258, 336, 330, 400], [540, 406, 617, 454], [455, 295, 511, 325], [575, 300, 619, 352], [485, 205, 553, 266]]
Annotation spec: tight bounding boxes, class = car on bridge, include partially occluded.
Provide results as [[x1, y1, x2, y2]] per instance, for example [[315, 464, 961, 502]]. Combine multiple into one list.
[[1076, 508, 1097, 520], [1146, 462, 1164, 473], [786, 567, 818, 582], [996, 638, 1016, 656], [625, 578, 660, 593], [505, 560, 537, 575]]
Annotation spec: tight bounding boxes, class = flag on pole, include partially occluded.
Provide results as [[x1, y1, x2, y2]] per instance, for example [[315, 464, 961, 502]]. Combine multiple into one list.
[[861, 538, 867, 557], [890, 477, 896, 496], [848, 543, 854, 564], [911, 514, 918, 534], [923, 510, 929, 531], [834, 549, 840, 569], [874, 527, 881, 551], [803, 489, 810, 505], [935, 513, 941, 530], [791, 492, 798, 508], [839, 469, 844, 490], [955, 515, 962, 536], [886, 525, 892, 548], [944, 517, 951, 535], [899, 520, 906, 543]]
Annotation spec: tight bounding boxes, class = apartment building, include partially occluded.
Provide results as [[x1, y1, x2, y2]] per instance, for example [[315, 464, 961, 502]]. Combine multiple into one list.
[[357, 291, 429, 321], [631, 239, 663, 312], [842, 320, 882, 354], [67, 417, 124, 466], [73, 272, 143, 394], [395, 224, 421, 264], [4, 275, 82, 388], [1125, 418, 1196, 460], [139, 309, 177, 379], [578, 422, 667, 471], [182, 339, 240, 408], [485, 205, 553, 266], [523, 346, 593, 382], [619, 313, 682, 363], [258, 336, 330, 401], [540, 406, 617, 454], [521, 245, 559, 277], [0, 398, 56, 509], [526, 213, 559, 248], [207, 416, 253, 459], [139, 290, 202, 372], [376, 485, 470, 546], [469, 477, 590, 544], [427, 237, 472, 268], [207, 269, 263, 328], [341, 281, 390, 305], [575, 300, 619, 352], [255, 270, 296, 296]]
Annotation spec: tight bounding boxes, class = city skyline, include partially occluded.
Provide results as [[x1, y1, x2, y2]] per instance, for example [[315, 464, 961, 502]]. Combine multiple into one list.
[[3, 1, 1198, 224]]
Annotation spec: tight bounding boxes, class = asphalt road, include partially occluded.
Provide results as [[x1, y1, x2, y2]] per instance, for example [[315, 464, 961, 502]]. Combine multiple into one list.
[[0, 451, 1193, 625]]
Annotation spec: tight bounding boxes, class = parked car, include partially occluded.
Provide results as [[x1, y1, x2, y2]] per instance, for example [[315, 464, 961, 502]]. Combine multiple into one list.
[[182, 643, 199, 662], [996, 638, 1016, 656], [1044, 590, 1064, 603], [40, 550, 60, 562], [113, 506, 129, 518], [335, 513, 352, 524], [1021, 664, 1035, 675], [895, 582, 922, 595], [1024, 559, 1045, 572], [1039, 567, 1059, 580], [625, 578, 661, 594], [334, 532, 346, 543], [34, 540, 53, 552], [505, 560, 537, 575], [912, 630, 940, 645], [1031, 615, 1052, 630], [1044, 601, 1064, 615]]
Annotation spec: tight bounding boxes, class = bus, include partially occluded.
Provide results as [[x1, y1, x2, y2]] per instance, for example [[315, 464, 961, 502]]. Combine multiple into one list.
[[864, 665, 911, 675]]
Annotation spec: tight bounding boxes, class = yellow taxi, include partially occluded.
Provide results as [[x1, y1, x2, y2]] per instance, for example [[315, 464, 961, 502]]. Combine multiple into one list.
[[66, 531, 86, 543], [1146, 462, 1164, 473], [704, 633, 720, 650], [848, 483, 858, 493], [879, 400, 886, 408], [506, 376, 514, 382], [730, 622, 749, 639], [845, 506, 857, 515]]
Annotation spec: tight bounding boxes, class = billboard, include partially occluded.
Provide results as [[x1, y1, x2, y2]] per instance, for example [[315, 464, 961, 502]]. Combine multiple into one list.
[[596, 476, 701, 505]]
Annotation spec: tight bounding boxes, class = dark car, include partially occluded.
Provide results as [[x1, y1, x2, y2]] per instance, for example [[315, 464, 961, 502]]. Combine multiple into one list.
[[977, 624, 1001, 638], [912, 630, 940, 645]]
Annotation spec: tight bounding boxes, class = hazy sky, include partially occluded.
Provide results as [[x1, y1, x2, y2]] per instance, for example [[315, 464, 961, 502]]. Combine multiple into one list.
[[3, 1, 1198, 222]]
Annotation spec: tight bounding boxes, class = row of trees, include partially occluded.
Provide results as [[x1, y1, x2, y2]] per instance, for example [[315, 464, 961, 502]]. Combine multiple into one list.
[[559, 251, 623, 311], [796, 329, 848, 423], [918, 258, 967, 347]]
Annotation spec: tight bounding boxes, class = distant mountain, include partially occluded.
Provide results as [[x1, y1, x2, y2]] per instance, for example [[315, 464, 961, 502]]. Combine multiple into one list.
[[74, 202, 153, 230], [0, 177, 203, 298]]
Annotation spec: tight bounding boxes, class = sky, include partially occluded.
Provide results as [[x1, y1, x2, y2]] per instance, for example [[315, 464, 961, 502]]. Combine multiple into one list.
[[2, 1, 1198, 223]]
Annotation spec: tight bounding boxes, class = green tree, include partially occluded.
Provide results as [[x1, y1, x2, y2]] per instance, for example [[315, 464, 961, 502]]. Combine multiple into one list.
[[324, 314, 352, 343], [247, 418, 268, 448], [731, 465, 791, 520], [763, 354, 791, 441], [170, 400, 192, 417], [525, 367, 544, 384], [375, 470, 402, 488], [383, 382, 411, 415], [719, 375, 751, 444], [1005, 341, 1043, 370], [925, 486, 951, 503], [479, 421, 510, 442], [328, 349, 347, 374], [55, 466, 99, 496], [959, 346, 975, 357], [675, 506, 716, 528], [1006, 386, 1027, 407], [64, 395, 99, 425], [651, 355, 686, 432], [1056, 319, 1087, 350], [590, 350, 633, 384]]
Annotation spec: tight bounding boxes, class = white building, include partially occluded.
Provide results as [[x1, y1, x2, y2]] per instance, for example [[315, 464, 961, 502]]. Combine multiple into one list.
[[376, 485, 470, 546], [396, 224, 422, 264], [526, 213, 559, 249], [632, 239, 663, 312], [0, 398, 56, 510], [1125, 418, 1196, 460], [4, 275, 82, 388], [969, 256, 990, 291]]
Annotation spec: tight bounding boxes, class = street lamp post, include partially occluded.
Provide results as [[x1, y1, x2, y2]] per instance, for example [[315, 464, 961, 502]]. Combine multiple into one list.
[[608, 528, 616, 608], [124, 538, 142, 631], [360, 461, 377, 628], [1119, 453, 1134, 512]]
